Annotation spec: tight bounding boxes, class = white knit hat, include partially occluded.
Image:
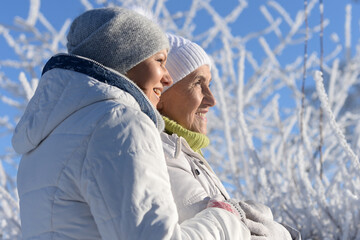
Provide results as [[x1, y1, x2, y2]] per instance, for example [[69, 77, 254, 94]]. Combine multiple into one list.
[[67, 7, 169, 74], [164, 34, 211, 91]]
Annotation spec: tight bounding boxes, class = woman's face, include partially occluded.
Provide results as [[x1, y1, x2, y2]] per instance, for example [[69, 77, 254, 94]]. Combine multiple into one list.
[[157, 65, 215, 135], [126, 49, 173, 107]]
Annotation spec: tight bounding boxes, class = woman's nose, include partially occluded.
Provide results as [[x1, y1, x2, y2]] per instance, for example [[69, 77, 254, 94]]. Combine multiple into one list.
[[204, 87, 216, 107], [162, 68, 173, 87]]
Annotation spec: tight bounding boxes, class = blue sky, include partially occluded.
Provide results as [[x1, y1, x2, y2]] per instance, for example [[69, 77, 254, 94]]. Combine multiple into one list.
[[0, 0, 359, 158], [1, 0, 359, 72]]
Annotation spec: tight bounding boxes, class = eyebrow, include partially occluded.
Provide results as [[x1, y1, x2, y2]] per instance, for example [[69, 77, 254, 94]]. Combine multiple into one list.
[[195, 75, 211, 83], [156, 52, 166, 58]]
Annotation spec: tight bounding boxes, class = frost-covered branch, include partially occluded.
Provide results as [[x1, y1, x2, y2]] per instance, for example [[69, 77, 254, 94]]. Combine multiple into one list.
[[1, 0, 360, 239]]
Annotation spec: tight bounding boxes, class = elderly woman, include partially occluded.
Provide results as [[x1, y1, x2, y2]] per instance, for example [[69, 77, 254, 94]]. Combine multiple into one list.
[[13, 8, 250, 239], [158, 34, 300, 240]]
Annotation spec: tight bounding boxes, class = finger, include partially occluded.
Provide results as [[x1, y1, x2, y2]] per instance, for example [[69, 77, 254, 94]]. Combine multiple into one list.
[[244, 200, 273, 219], [239, 201, 267, 223], [244, 218, 269, 237]]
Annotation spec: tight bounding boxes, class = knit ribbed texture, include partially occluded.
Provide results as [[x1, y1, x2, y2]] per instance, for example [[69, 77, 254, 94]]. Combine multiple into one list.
[[163, 116, 210, 154], [164, 33, 211, 92], [67, 7, 169, 75]]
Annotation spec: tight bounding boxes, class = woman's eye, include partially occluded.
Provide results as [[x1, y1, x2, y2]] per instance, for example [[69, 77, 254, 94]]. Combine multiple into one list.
[[155, 56, 164, 62], [157, 59, 166, 67]]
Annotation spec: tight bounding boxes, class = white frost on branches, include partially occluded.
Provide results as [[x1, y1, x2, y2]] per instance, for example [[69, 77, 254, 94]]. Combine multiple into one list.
[[314, 70, 359, 169], [1, 0, 360, 239], [26, 0, 40, 26]]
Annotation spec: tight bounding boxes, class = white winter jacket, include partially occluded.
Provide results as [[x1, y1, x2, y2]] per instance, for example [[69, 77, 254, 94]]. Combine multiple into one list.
[[161, 132, 301, 240], [161, 133, 232, 221], [13, 54, 251, 240]]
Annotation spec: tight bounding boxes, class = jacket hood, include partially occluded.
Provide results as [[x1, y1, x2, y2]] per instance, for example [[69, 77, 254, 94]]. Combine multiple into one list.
[[12, 54, 164, 154]]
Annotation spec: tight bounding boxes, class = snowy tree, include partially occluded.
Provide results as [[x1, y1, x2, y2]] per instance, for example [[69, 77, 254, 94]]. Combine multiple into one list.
[[1, 0, 359, 239]]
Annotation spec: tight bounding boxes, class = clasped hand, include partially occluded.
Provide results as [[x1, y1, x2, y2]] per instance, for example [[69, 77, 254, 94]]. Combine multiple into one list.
[[238, 200, 292, 240]]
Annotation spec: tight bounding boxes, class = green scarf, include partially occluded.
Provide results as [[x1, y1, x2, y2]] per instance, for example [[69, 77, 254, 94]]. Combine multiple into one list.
[[163, 116, 210, 154]]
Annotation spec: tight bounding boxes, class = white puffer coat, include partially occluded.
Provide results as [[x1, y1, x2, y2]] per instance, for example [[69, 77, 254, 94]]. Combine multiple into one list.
[[13, 54, 251, 240]]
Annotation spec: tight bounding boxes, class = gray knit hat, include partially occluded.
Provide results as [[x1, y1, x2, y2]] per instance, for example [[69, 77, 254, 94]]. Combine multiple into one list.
[[67, 7, 169, 74], [164, 33, 211, 92]]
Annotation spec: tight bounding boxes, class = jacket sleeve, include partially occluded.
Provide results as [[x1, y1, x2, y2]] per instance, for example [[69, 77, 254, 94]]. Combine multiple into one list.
[[80, 108, 250, 240]]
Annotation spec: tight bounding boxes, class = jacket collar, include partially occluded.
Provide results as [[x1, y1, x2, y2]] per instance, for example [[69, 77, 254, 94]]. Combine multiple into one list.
[[42, 53, 164, 132], [162, 116, 210, 154]]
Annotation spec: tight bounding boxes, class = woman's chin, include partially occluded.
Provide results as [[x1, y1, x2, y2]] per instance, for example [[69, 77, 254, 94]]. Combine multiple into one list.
[[191, 124, 207, 135], [150, 97, 160, 107]]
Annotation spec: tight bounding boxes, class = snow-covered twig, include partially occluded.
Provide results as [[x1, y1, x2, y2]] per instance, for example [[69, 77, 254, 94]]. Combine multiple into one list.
[[314, 70, 360, 169]]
